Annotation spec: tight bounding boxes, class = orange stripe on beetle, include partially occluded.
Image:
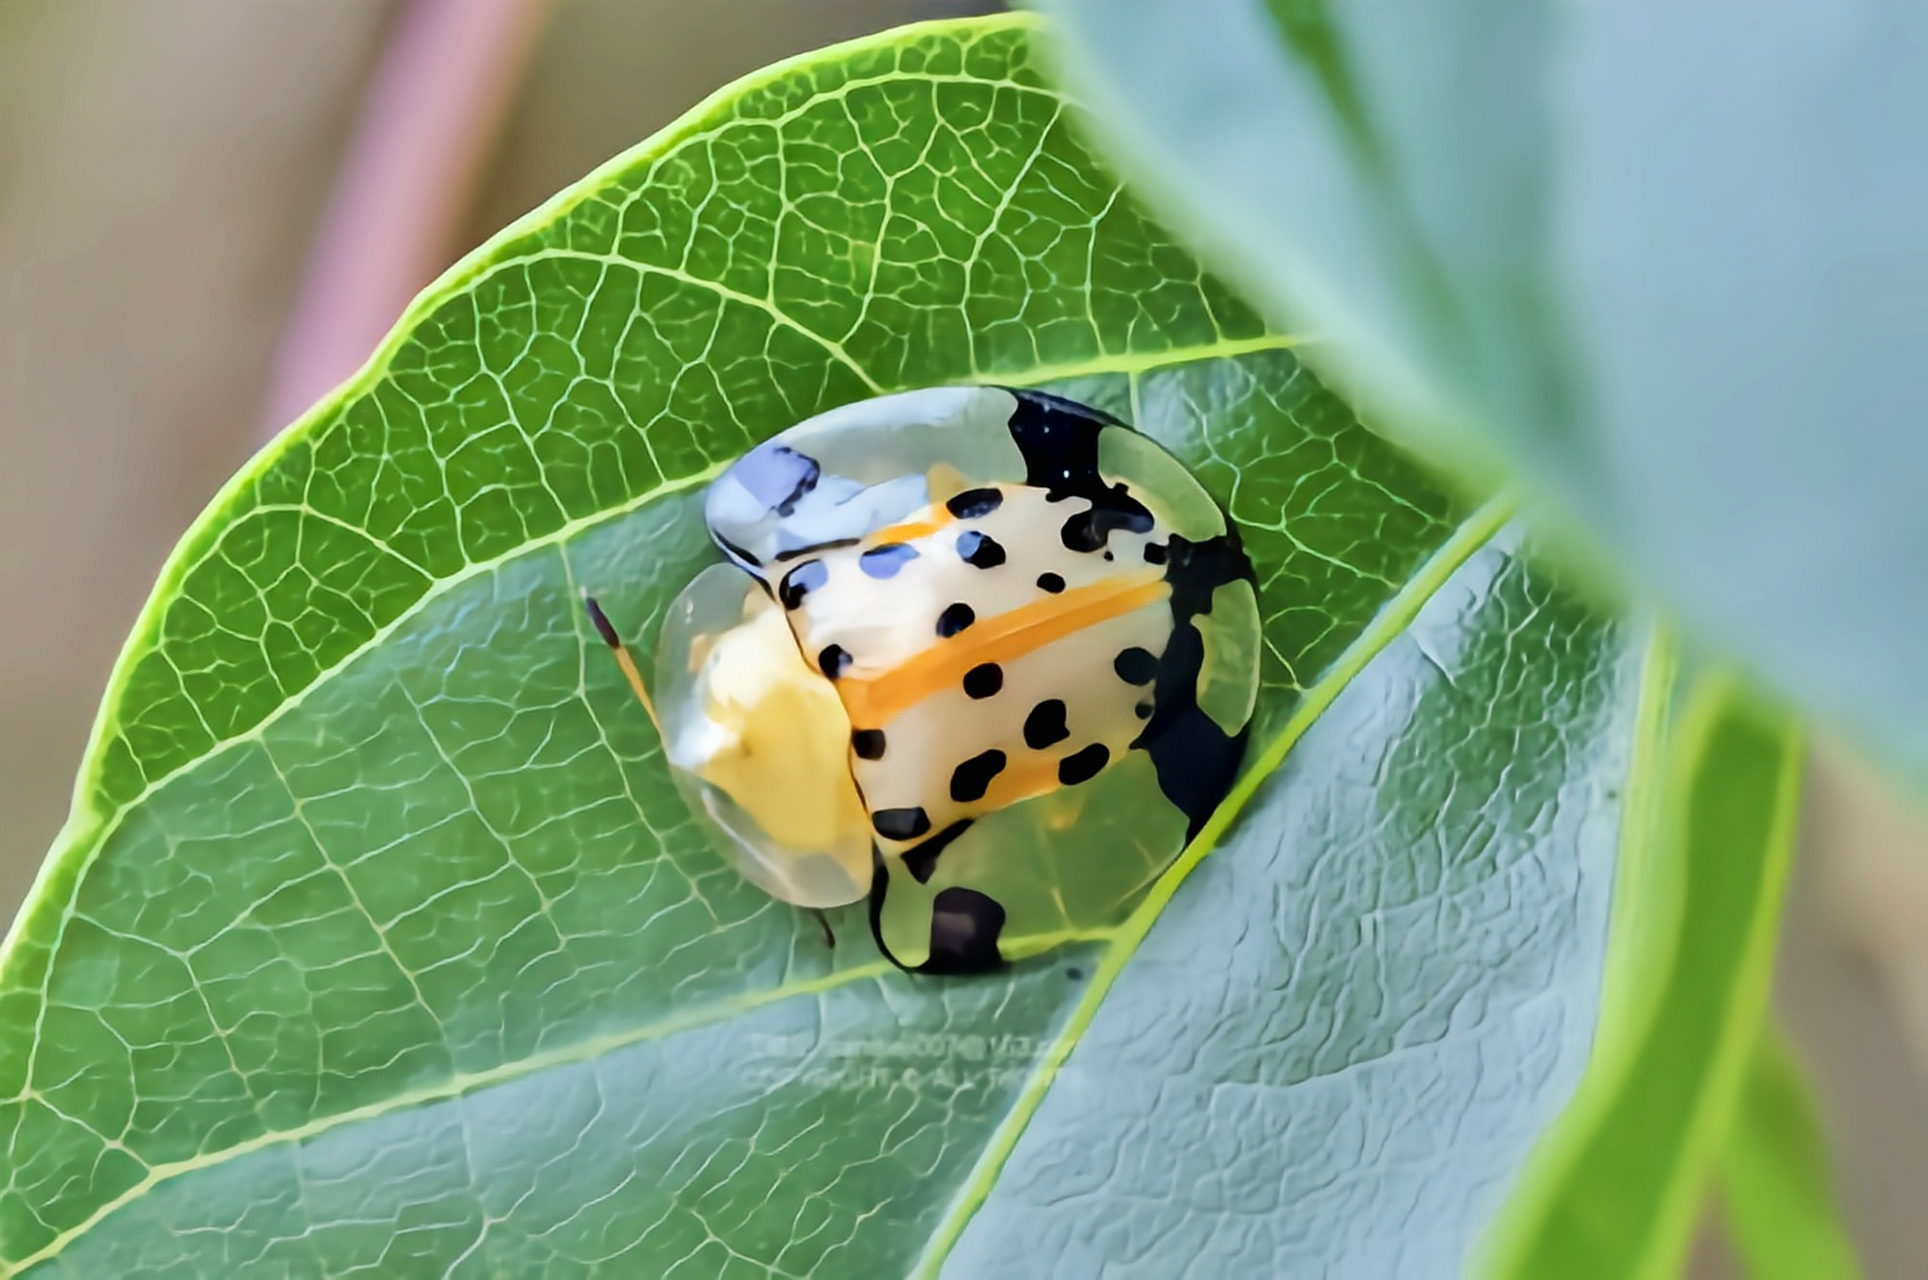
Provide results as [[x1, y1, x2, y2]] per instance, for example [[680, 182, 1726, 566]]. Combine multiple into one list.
[[838, 571, 1170, 727], [862, 511, 956, 548]]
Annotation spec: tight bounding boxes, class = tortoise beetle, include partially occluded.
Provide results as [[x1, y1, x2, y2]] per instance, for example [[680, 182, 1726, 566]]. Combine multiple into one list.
[[588, 387, 1260, 972]]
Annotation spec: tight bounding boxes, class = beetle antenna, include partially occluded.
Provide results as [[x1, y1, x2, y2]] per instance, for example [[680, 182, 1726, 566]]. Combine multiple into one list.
[[809, 908, 835, 950], [581, 591, 661, 736]]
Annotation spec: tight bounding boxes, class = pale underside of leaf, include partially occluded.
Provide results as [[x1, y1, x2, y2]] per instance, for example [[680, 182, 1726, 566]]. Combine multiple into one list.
[[937, 520, 1652, 1277], [1037, 0, 1928, 778]]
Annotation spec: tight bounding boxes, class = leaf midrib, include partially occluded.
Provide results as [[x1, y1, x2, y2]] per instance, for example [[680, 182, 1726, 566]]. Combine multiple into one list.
[[8, 492, 1513, 1276]]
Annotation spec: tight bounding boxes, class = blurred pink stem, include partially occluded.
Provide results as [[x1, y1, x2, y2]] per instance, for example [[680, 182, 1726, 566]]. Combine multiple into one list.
[[260, 0, 549, 437]]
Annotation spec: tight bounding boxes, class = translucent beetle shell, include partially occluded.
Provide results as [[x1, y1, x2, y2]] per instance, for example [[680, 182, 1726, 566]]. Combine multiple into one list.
[[655, 387, 1262, 972]]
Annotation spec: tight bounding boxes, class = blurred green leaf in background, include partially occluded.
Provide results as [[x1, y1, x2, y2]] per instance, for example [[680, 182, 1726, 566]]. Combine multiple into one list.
[[0, 11, 1862, 1277], [1720, 1027, 1862, 1280], [1481, 670, 1816, 1280]]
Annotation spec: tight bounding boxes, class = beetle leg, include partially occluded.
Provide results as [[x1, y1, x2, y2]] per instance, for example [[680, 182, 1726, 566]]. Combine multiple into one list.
[[867, 846, 917, 974], [867, 846, 1007, 975]]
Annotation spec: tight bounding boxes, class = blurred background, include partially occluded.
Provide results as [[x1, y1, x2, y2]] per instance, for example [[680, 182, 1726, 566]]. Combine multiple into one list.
[[1, 1, 1923, 1274]]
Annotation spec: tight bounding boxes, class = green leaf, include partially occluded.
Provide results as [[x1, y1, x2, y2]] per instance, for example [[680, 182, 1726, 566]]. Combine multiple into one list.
[[0, 15, 1654, 1274], [1477, 667, 1805, 1280], [933, 523, 1651, 1276], [1036, 0, 1928, 775], [1719, 1025, 1862, 1280]]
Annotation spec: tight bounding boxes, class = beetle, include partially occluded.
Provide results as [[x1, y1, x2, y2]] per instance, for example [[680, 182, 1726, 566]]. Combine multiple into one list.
[[585, 386, 1261, 973]]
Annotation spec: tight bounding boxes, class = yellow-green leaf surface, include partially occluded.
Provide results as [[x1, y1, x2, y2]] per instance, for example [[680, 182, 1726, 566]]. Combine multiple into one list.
[[1720, 1026, 1861, 1280], [1, 15, 1670, 1275]]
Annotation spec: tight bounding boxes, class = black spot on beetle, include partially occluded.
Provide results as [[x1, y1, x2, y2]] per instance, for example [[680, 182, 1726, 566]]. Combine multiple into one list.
[[818, 644, 852, 679], [995, 387, 1259, 840], [949, 749, 1007, 803], [1135, 701, 1154, 719], [1114, 647, 1158, 685], [1023, 699, 1068, 749], [1135, 531, 1258, 837], [923, 887, 1006, 974], [778, 559, 827, 609], [998, 391, 1160, 555], [1060, 494, 1155, 554], [955, 530, 1006, 569], [963, 663, 1003, 699], [1057, 743, 1111, 786], [851, 728, 886, 760], [860, 543, 919, 578], [946, 487, 1003, 519], [1003, 388, 1123, 495], [1144, 541, 1168, 565], [936, 602, 976, 637], [1036, 572, 1065, 594], [872, 807, 931, 841]]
